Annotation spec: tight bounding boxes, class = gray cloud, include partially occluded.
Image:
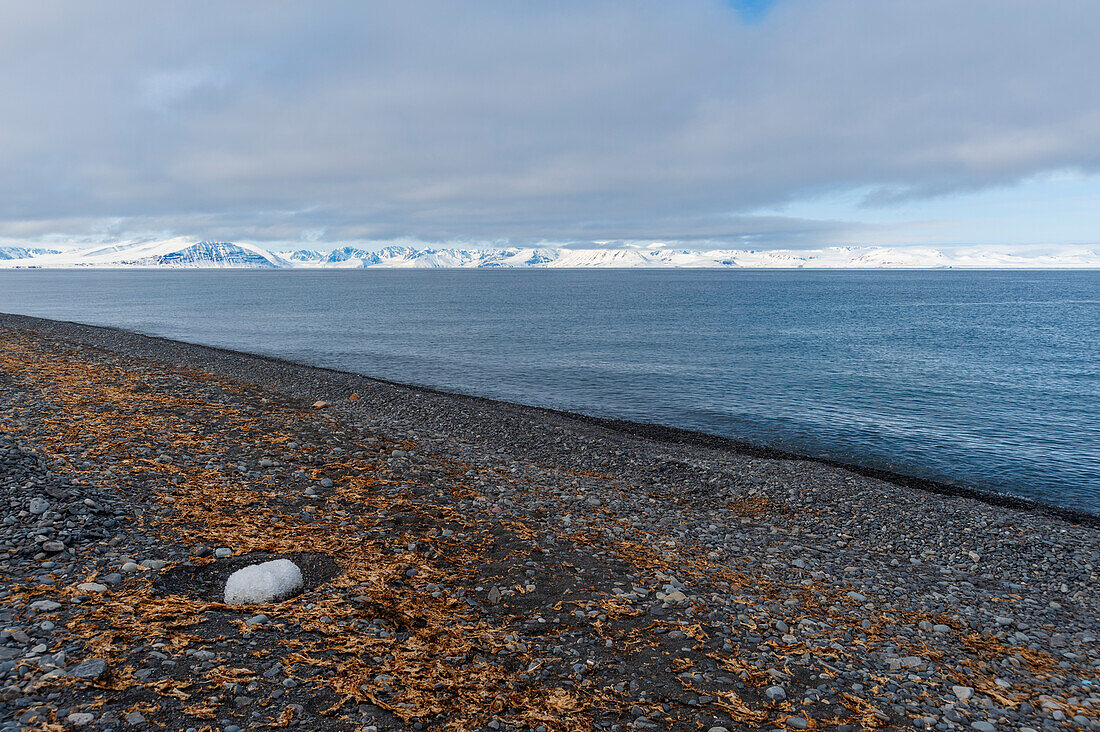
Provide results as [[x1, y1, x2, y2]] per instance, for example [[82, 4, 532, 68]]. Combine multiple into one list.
[[1, 0, 1098, 247]]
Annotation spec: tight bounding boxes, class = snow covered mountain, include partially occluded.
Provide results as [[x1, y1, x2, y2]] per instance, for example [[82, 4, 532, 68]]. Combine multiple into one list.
[[151, 241, 285, 268], [277, 249, 325, 264], [0, 240, 1097, 269], [0, 239, 286, 268], [0, 246, 60, 260]]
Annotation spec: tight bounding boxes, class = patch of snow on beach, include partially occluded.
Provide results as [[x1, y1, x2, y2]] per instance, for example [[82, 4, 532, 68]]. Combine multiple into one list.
[[223, 559, 303, 605]]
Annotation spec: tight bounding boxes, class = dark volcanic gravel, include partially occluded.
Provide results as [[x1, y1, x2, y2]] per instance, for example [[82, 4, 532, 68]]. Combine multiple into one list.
[[0, 313, 1097, 732]]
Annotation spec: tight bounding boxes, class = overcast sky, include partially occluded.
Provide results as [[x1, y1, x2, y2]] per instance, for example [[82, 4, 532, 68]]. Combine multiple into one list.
[[2, 1, 1098, 250]]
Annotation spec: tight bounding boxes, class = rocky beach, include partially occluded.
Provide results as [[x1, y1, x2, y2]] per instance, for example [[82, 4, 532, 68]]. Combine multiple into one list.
[[0, 313, 1096, 731]]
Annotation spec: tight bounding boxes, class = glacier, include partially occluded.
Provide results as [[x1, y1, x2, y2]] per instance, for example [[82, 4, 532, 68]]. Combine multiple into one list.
[[0, 239, 1097, 269]]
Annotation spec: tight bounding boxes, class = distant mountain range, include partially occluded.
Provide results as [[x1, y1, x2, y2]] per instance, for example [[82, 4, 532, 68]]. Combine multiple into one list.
[[1, 239, 1097, 269]]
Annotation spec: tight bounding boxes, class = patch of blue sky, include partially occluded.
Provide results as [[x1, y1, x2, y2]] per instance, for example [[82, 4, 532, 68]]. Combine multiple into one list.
[[753, 170, 1100, 247], [728, 0, 779, 23]]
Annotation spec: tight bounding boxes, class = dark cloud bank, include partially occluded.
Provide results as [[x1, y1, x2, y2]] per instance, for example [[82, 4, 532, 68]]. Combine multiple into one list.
[[1, 1, 1098, 248]]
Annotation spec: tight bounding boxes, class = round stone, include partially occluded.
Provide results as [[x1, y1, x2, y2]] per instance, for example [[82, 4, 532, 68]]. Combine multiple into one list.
[[77, 582, 108, 593], [70, 658, 108, 679]]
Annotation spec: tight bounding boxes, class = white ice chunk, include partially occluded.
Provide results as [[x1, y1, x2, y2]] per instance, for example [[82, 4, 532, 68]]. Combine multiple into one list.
[[223, 559, 303, 605]]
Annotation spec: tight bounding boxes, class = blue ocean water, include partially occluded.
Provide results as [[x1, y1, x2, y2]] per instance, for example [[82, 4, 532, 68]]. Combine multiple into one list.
[[0, 269, 1097, 513]]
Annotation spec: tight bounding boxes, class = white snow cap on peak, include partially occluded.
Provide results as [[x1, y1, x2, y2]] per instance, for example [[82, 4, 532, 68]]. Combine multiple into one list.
[[223, 559, 304, 605]]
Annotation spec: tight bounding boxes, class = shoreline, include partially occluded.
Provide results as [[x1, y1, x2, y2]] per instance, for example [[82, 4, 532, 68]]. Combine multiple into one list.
[[1, 312, 1097, 730], [1, 311, 1095, 529]]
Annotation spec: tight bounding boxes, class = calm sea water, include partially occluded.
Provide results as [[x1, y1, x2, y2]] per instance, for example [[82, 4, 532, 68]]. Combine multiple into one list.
[[0, 269, 1097, 513]]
